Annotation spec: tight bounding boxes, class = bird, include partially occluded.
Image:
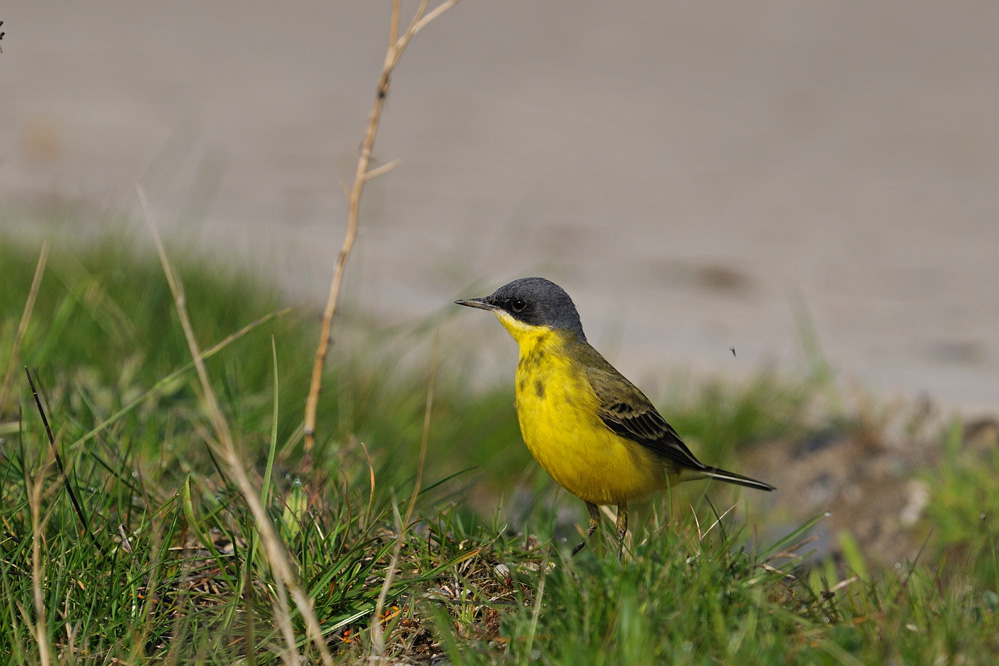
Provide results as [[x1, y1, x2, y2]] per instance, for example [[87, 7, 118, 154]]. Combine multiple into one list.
[[455, 277, 774, 556]]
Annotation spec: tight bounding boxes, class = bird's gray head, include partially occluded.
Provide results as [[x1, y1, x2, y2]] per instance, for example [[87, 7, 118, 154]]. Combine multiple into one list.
[[455, 277, 586, 339]]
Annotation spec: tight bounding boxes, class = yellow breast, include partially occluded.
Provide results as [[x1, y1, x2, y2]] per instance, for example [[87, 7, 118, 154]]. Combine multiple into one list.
[[494, 312, 666, 505]]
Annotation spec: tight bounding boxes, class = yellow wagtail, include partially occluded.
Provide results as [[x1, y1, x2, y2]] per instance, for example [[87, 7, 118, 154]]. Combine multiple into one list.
[[456, 277, 774, 556]]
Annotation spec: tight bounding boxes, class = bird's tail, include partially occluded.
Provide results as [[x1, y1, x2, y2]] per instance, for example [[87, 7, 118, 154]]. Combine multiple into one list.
[[700, 466, 775, 492]]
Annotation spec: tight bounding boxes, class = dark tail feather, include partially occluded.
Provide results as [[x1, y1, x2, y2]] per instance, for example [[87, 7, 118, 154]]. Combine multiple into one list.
[[701, 466, 775, 492]]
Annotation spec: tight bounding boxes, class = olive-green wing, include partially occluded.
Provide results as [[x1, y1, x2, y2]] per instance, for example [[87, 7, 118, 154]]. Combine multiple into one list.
[[583, 358, 707, 472]]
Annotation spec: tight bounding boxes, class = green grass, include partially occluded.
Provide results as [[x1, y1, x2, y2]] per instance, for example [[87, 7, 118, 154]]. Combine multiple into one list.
[[1, 232, 998, 663]]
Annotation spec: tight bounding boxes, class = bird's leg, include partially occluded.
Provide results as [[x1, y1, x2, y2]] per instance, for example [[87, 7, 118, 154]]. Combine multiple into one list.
[[571, 502, 601, 557], [616, 503, 628, 560]]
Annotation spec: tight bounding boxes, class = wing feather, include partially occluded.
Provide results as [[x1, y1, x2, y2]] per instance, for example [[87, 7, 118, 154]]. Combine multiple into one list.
[[583, 360, 706, 472]]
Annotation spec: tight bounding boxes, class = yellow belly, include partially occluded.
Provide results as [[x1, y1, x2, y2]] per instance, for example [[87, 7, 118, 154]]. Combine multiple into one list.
[[512, 332, 666, 505]]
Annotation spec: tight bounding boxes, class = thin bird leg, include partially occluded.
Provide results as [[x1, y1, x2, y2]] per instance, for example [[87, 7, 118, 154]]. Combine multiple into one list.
[[616, 502, 628, 560], [571, 502, 601, 557]]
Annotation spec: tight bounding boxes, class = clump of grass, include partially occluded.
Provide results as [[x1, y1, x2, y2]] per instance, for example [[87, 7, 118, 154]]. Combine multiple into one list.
[[0, 231, 462, 661], [923, 420, 999, 592], [3, 234, 999, 663]]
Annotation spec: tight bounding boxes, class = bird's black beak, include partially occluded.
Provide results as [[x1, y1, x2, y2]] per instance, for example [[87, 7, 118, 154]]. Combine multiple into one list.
[[455, 297, 498, 312]]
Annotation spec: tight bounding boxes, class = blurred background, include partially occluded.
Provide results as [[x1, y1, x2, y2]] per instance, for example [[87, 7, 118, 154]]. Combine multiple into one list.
[[2, 0, 997, 413]]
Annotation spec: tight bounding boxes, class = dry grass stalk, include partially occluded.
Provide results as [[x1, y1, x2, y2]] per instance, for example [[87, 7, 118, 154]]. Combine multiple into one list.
[[27, 454, 54, 666], [138, 187, 333, 666], [303, 0, 462, 451], [1, 242, 48, 414]]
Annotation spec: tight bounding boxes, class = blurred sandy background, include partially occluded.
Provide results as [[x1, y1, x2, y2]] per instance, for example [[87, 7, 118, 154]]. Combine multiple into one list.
[[1, 1, 997, 413]]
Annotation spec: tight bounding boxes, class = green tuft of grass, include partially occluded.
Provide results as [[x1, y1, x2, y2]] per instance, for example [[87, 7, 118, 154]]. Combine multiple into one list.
[[2, 232, 998, 663], [923, 420, 999, 592]]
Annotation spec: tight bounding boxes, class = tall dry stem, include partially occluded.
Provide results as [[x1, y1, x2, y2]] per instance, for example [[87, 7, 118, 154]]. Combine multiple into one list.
[[303, 0, 461, 451], [138, 187, 333, 666], [27, 457, 53, 666], [1, 242, 48, 414]]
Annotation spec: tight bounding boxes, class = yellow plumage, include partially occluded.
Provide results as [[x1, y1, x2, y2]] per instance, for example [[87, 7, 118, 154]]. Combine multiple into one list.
[[497, 312, 665, 505]]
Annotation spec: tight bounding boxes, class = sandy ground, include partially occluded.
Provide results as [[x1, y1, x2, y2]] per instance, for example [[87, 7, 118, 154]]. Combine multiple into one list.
[[2, 1, 998, 415]]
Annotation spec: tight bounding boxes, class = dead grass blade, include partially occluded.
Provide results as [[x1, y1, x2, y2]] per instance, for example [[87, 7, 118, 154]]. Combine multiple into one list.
[[1, 242, 48, 413], [27, 460, 53, 666], [138, 186, 333, 666]]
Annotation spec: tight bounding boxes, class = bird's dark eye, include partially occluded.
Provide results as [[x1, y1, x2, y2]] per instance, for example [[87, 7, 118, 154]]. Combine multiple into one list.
[[511, 298, 527, 313]]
